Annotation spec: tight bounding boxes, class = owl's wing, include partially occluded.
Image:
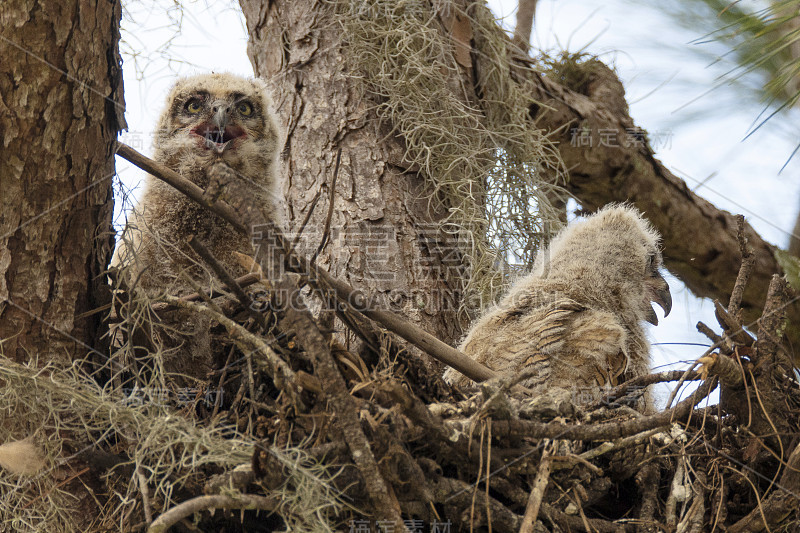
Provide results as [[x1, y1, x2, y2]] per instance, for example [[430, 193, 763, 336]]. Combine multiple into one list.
[[509, 297, 585, 390], [513, 301, 628, 394]]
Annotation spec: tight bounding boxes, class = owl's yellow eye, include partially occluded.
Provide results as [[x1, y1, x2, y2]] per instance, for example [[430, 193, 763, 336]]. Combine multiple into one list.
[[186, 100, 202, 114], [237, 101, 253, 116]]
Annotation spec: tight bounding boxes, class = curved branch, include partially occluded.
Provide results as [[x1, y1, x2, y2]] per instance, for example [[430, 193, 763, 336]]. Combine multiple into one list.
[[148, 494, 279, 533]]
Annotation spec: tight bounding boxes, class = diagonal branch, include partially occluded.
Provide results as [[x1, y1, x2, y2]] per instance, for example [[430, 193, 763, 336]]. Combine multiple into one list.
[[116, 142, 497, 383]]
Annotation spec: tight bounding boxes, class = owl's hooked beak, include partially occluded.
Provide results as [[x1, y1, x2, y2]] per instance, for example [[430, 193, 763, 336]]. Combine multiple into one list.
[[193, 100, 246, 154], [210, 100, 231, 131], [645, 273, 672, 326]]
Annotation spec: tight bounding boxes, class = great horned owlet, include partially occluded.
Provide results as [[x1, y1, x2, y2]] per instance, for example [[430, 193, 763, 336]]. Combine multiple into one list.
[[112, 73, 282, 380], [444, 205, 672, 411]]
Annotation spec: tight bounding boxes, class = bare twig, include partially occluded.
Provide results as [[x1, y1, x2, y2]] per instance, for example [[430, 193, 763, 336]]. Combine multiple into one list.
[[665, 361, 702, 409], [137, 465, 153, 526], [147, 494, 279, 533], [696, 321, 724, 347], [519, 439, 553, 533], [482, 378, 718, 442], [540, 502, 634, 532], [187, 236, 268, 331], [677, 470, 706, 533], [636, 462, 660, 531], [729, 214, 755, 320], [163, 295, 296, 394], [665, 455, 687, 528], [714, 299, 755, 347], [589, 370, 701, 410], [756, 274, 793, 375]]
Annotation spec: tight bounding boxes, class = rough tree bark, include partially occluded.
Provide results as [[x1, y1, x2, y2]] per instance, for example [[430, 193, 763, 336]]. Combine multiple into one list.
[[239, 0, 473, 354], [0, 0, 124, 365]]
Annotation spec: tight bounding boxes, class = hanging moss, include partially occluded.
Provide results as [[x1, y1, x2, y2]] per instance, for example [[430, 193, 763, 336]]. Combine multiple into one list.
[[336, 0, 567, 314]]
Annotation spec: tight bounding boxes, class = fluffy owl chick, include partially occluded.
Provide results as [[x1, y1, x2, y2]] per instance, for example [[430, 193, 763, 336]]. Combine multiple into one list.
[[112, 73, 281, 381], [444, 205, 671, 411], [114, 72, 281, 294]]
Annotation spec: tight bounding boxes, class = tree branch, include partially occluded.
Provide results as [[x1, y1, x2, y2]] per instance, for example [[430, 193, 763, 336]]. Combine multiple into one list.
[[480, 378, 717, 441], [148, 494, 279, 533]]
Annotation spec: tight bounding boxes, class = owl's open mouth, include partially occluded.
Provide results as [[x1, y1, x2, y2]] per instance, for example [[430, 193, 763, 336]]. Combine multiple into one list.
[[192, 123, 246, 152]]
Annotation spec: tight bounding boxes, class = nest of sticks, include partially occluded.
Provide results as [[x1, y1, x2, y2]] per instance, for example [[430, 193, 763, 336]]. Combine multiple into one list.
[[2, 145, 799, 533]]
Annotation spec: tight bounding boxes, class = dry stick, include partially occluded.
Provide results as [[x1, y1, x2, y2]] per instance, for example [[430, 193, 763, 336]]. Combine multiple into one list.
[[678, 471, 706, 533], [108, 272, 265, 321], [116, 142, 496, 383], [202, 159, 404, 528], [482, 378, 718, 442], [714, 299, 754, 347], [664, 360, 704, 410], [714, 218, 757, 347], [574, 427, 663, 464], [729, 214, 755, 319], [757, 274, 794, 375], [163, 295, 296, 392], [519, 439, 553, 533], [137, 466, 153, 526], [147, 494, 280, 533], [539, 502, 633, 533], [635, 462, 660, 529], [696, 321, 724, 347], [181, 273, 262, 303], [587, 370, 700, 410], [665, 455, 686, 527], [187, 236, 268, 331]]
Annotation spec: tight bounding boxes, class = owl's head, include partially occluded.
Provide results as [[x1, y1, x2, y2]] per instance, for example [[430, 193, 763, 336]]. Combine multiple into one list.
[[153, 73, 280, 191], [534, 204, 672, 326]]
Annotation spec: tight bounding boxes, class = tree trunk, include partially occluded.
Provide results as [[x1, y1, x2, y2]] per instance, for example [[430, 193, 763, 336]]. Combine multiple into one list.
[[0, 0, 124, 365], [239, 0, 472, 358]]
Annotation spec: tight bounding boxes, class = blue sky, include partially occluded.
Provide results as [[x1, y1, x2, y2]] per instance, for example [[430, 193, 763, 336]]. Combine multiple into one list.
[[117, 0, 800, 406]]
